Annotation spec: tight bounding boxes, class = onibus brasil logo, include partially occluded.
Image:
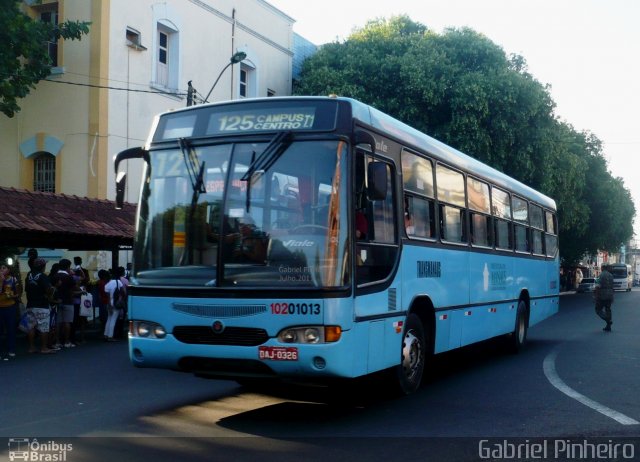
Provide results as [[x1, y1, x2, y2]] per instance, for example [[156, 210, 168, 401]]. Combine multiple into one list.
[[7, 438, 73, 461]]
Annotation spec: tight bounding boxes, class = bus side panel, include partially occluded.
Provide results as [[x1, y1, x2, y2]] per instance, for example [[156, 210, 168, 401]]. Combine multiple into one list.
[[466, 251, 516, 342], [400, 244, 470, 353], [468, 252, 514, 306], [434, 310, 453, 354], [460, 301, 517, 347], [367, 320, 386, 373], [354, 276, 407, 373], [529, 254, 560, 326]]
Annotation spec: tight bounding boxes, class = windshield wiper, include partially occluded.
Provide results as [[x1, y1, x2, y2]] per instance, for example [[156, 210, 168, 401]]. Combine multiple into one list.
[[178, 138, 206, 265], [245, 150, 256, 212], [241, 131, 292, 182], [179, 138, 207, 207], [241, 131, 292, 213]]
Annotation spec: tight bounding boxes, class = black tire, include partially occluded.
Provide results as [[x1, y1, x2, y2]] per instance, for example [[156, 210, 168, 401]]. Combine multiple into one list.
[[393, 313, 427, 395], [507, 299, 528, 353]]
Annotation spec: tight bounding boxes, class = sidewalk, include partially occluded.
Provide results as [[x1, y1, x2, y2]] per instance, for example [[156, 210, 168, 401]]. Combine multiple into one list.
[[5, 318, 127, 361]]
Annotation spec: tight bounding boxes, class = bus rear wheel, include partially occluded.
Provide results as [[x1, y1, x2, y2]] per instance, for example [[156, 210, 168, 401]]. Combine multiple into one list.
[[507, 299, 528, 353], [394, 313, 426, 395]]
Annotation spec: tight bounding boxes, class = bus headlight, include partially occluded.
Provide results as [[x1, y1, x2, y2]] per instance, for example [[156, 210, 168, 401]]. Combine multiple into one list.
[[137, 322, 151, 337], [131, 321, 166, 339], [153, 325, 167, 338], [281, 330, 297, 343], [277, 326, 341, 344], [304, 328, 320, 343]]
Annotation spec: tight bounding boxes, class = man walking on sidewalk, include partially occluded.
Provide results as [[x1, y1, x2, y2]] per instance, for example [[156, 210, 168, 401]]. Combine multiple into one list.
[[594, 265, 615, 331]]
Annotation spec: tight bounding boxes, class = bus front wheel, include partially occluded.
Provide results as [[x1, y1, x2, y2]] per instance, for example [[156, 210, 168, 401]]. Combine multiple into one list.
[[394, 313, 426, 395]]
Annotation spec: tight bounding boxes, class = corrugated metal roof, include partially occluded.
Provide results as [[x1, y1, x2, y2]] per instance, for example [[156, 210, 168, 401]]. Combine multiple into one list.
[[0, 187, 136, 250]]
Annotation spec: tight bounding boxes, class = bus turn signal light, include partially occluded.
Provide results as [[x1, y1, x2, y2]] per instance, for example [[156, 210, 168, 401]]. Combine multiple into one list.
[[325, 326, 342, 342]]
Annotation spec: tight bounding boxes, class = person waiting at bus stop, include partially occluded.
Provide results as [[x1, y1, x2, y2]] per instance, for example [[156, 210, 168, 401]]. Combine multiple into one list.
[[25, 258, 59, 354], [594, 265, 614, 331]]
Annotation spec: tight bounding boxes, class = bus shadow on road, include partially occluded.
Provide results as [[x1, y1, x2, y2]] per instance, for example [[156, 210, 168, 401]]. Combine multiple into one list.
[[425, 335, 558, 383], [215, 336, 560, 436]]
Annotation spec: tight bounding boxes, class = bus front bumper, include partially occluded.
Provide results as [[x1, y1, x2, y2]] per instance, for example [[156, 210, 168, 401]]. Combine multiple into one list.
[[128, 332, 359, 380]]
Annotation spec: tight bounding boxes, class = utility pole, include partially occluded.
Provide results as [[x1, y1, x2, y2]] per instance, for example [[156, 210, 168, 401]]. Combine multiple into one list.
[[187, 80, 195, 107]]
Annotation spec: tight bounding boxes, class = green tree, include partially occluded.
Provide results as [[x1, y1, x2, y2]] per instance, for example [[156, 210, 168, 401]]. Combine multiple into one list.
[[295, 16, 636, 264], [0, 0, 90, 117]]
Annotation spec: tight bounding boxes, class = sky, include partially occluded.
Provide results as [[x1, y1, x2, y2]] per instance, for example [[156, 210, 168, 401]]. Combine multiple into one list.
[[268, 0, 640, 240]]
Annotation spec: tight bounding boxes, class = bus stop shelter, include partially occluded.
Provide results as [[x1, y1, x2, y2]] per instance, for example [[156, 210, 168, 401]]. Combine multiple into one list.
[[0, 186, 136, 268]]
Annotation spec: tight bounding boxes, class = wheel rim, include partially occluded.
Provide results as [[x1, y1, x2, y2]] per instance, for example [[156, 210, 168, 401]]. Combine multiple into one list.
[[401, 329, 423, 383]]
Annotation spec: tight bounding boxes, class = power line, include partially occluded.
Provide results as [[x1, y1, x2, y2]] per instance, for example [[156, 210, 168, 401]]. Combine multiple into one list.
[[42, 78, 189, 97]]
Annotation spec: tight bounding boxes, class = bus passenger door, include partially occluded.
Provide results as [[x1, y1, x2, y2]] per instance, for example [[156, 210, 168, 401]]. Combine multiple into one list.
[[353, 154, 402, 372]]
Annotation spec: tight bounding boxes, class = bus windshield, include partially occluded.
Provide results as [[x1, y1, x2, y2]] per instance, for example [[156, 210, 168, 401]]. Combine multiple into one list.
[[134, 139, 350, 289], [608, 266, 628, 279]]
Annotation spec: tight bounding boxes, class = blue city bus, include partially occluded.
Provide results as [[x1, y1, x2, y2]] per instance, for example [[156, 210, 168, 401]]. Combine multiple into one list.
[[114, 96, 559, 394]]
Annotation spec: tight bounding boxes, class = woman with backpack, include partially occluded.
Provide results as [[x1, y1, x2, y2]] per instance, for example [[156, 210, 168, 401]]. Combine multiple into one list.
[[25, 258, 58, 354], [103, 269, 126, 342]]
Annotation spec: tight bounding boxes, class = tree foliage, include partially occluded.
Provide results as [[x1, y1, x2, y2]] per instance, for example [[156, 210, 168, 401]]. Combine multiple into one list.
[[295, 16, 635, 265], [0, 0, 90, 117]]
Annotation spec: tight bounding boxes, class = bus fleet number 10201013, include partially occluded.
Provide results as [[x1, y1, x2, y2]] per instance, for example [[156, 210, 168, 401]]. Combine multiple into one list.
[[270, 302, 321, 316]]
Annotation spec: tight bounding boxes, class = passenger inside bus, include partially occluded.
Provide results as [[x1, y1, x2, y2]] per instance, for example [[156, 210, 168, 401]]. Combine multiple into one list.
[[404, 212, 414, 235], [355, 209, 368, 240]]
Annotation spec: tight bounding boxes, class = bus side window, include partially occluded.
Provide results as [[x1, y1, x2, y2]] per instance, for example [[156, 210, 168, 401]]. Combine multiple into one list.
[[514, 224, 529, 252], [369, 163, 395, 243], [404, 195, 435, 238], [532, 229, 544, 254], [491, 186, 512, 250], [544, 210, 558, 257], [439, 204, 466, 243], [470, 212, 491, 247], [495, 219, 512, 250], [467, 177, 492, 247]]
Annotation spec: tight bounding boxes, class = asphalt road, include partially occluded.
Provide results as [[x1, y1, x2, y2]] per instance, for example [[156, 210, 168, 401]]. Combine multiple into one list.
[[1, 289, 639, 461]]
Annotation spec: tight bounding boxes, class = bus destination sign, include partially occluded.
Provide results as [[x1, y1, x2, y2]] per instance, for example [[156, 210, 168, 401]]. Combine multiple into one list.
[[208, 107, 317, 133], [154, 100, 339, 142]]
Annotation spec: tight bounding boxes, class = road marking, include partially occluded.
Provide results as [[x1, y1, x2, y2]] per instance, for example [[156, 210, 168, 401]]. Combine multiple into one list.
[[543, 349, 639, 425]]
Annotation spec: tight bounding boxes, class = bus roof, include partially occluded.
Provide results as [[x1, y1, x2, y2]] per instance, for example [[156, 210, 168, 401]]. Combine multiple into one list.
[[344, 97, 556, 210], [158, 96, 556, 210]]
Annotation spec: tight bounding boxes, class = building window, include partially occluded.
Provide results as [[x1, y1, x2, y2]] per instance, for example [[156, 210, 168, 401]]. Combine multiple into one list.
[[239, 67, 248, 98], [33, 153, 56, 193], [40, 8, 59, 66], [154, 21, 179, 91], [238, 63, 257, 99], [157, 30, 169, 86], [126, 27, 146, 50]]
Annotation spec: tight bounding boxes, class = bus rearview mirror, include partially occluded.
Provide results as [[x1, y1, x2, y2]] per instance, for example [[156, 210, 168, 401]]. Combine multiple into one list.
[[367, 162, 388, 201], [115, 171, 127, 209], [113, 146, 149, 209]]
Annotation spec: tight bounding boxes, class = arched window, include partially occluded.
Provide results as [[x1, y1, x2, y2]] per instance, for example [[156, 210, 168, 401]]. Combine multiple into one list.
[[33, 153, 56, 193]]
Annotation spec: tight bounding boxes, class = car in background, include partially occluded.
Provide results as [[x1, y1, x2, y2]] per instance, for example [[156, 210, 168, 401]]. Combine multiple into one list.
[[577, 277, 596, 293]]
